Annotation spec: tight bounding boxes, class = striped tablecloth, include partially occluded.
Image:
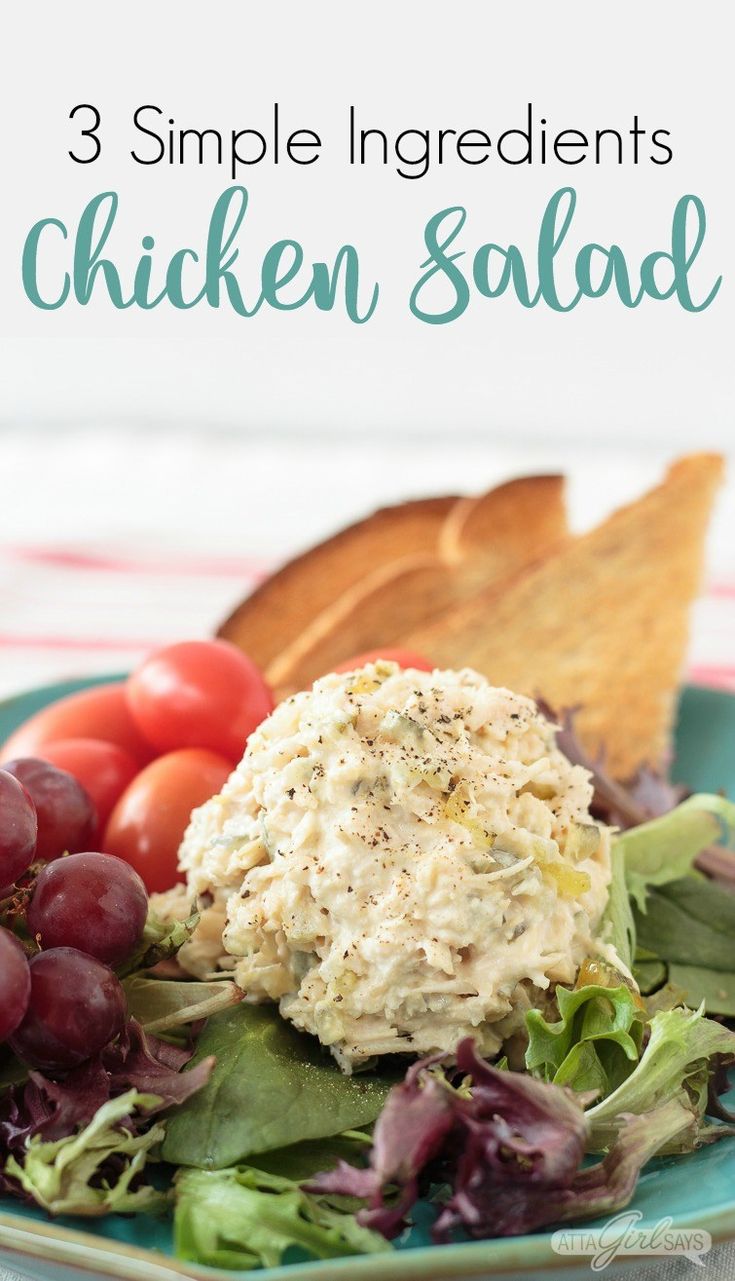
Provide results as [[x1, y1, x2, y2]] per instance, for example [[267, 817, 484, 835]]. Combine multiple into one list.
[[0, 428, 733, 701], [2, 544, 734, 698]]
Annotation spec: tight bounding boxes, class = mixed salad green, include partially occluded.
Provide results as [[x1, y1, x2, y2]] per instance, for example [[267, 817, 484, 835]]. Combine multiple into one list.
[[2, 774, 735, 1270]]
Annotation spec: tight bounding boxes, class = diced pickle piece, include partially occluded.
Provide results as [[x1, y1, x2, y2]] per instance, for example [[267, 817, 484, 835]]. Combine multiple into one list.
[[564, 821, 602, 861], [444, 788, 493, 849], [542, 862, 592, 897], [347, 672, 383, 696], [518, 779, 558, 800], [396, 762, 452, 792], [379, 710, 428, 743], [575, 957, 646, 1007]]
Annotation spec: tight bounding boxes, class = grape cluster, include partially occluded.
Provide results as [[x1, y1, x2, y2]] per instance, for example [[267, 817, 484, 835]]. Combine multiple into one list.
[[0, 760, 148, 1072]]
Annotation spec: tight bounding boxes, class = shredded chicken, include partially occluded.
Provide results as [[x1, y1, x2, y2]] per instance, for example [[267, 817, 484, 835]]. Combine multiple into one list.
[[178, 663, 612, 1070]]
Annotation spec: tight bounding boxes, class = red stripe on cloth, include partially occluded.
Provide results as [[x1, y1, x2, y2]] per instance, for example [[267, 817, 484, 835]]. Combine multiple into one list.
[[5, 547, 271, 579], [0, 634, 163, 652], [705, 581, 735, 600], [688, 664, 735, 688]]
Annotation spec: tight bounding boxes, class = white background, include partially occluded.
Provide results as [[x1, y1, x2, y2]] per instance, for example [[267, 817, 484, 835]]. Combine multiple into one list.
[[1, 0, 733, 442]]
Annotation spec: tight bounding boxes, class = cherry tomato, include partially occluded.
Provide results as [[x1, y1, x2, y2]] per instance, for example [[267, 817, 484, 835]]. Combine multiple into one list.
[[102, 748, 232, 892], [36, 739, 139, 832], [333, 648, 434, 674], [0, 684, 154, 768], [127, 640, 273, 763]]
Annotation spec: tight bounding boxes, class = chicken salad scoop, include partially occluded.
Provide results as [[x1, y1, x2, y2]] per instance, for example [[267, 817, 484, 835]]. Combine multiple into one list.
[[177, 662, 612, 1070]]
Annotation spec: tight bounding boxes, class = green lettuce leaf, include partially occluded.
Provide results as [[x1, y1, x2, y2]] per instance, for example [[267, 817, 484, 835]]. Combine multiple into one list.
[[632, 955, 667, 994], [618, 793, 735, 912], [599, 842, 637, 971], [634, 877, 735, 971], [123, 974, 241, 1033], [633, 876, 735, 1014], [0, 1053, 27, 1094], [586, 1004, 735, 1150], [526, 983, 645, 1096], [162, 1004, 395, 1169], [4, 1090, 169, 1216], [667, 964, 735, 1017], [174, 1164, 390, 1269], [251, 1132, 372, 1182], [117, 907, 199, 977]]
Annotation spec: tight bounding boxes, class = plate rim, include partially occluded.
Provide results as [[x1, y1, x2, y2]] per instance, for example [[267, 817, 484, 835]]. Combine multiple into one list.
[[2, 1197, 735, 1281]]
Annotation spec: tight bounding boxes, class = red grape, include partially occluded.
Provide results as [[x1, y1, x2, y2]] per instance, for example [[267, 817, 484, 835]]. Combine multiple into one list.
[[35, 739, 139, 831], [9, 948, 127, 1071], [27, 852, 148, 966], [0, 770, 38, 892], [0, 928, 31, 1041], [3, 758, 96, 862]]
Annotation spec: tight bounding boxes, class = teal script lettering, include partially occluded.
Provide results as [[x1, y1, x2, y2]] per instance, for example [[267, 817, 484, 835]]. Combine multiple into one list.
[[21, 187, 379, 324], [410, 189, 721, 322]]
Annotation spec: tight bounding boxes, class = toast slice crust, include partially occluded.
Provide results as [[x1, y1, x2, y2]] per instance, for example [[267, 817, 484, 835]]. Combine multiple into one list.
[[399, 454, 723, 779]]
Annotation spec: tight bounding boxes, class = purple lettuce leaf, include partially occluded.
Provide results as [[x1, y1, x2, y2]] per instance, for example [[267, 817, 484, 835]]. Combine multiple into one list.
[[0, 1018, 214, 1198], [436, 1095, 693, 1238], [308, 1038, 589, 1239], [101, 1019, 215, 1109], [308, 1055, 456, 1237], [626, 768, 686, 824], [536, 700, 683, 830], [538, 701, 735, 886], [308, 1040, 709, 1242], [3, 1058, 111, 1149]]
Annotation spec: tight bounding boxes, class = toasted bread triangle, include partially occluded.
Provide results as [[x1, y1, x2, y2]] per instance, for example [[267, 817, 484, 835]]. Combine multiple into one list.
[[440, 473, 567, 565], [266, 554, 445, 691], [399, 454, 724, 778], [218, 496, 455, 670], [267, 475, 568, 694]]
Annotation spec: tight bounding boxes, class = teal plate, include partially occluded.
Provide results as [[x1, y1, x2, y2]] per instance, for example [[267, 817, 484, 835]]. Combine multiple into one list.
[[1, 677, 734, 1281]]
